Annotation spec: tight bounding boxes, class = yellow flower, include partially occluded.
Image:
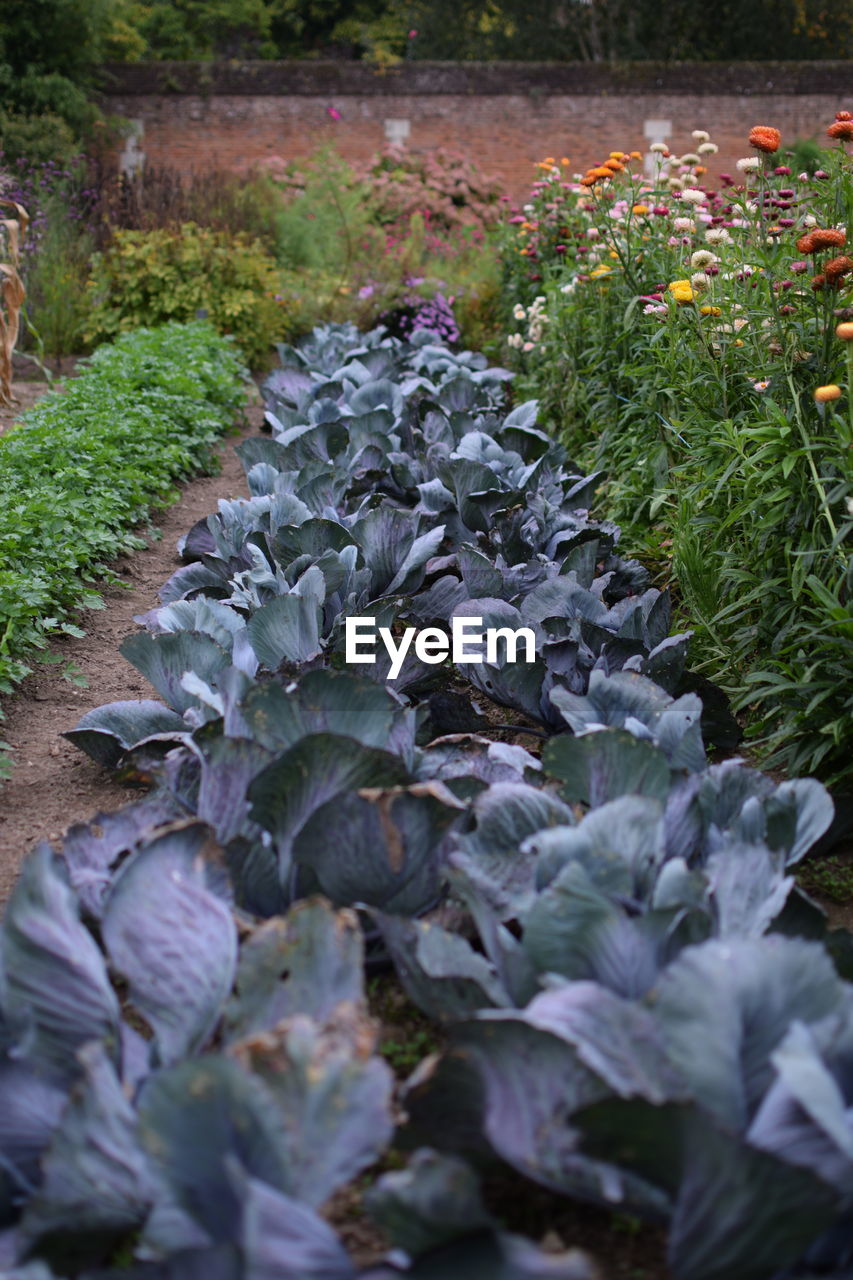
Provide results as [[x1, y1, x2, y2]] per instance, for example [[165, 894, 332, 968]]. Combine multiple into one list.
[[668, 279, 694, 304], [589, 264, 613, 278], [700, 305, 722, 316], [815, 384, 842, 403], [632, 204, 649, 215], [609, 151, 626, 160]]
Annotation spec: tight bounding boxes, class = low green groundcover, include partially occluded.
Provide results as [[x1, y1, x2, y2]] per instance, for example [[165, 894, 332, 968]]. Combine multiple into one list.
[[0, 321, 246, 722]]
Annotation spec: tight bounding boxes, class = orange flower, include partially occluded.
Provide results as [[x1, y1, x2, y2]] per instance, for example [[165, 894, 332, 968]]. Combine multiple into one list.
[[836, 111, 853, 121], [811, 274, 827, 291], [825, 255, 853, 282], [604, 159, 625, 172], [630, 151, 643, 160], [815, 384, 842, 403], [836, 321, 853, 340], [632, 203, 649, 214], [797, 228, 847, 254], [829, 121, 853, 141], [749, 125, 781, 153]]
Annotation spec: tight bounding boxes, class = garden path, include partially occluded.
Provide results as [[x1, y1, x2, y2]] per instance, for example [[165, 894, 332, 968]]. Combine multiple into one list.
[[0, 400, 261, 902]]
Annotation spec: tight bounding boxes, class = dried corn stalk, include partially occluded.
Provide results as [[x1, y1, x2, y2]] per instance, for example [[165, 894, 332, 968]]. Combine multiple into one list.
[[0, 199, 28, 408]]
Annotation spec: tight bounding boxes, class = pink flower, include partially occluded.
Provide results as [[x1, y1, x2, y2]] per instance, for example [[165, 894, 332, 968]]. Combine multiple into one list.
[[327, 106, 342, 120], [789, 260, 809, 274], [774, 166, 792, 176], [753, 379, 770, 392], [408, 28, 418, 37]]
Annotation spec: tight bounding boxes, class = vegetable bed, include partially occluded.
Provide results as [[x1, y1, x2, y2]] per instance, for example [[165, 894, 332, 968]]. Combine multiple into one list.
[[1, 323, 851, 1280], [0, 322, 247, 713]]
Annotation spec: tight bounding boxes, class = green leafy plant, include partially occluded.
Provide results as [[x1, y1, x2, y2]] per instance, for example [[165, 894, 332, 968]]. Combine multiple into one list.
[[85, 222, 293, 368], [0, 320, 245, 745]]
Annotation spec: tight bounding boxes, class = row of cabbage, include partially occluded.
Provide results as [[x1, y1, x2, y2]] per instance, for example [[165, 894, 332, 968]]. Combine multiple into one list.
[[1, 323, 851, 1280]]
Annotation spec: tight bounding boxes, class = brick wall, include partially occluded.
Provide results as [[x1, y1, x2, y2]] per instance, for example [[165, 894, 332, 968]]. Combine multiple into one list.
[[100, 61, 852, 198]]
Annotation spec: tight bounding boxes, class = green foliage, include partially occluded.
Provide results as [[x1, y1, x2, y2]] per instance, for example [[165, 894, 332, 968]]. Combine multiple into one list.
[[22, 194, 95, 358], [0, 321, 245, 715], [85, 223, 292, 368], [798, 855, 853, 903]]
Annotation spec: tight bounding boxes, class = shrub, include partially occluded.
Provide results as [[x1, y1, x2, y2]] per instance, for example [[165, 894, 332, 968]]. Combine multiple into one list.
[[85, 222, 292, 368]]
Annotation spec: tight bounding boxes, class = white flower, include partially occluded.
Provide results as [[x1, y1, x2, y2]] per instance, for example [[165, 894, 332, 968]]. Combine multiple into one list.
[[673, 216, 695, 232], [507, 333, 524, 349], [745, 201, 759, 214], [643, 303, 669, 315], [522, 341, 535, 352], [680, 153, 701, 166], [692, 130, 710, 143], [691, 271, 710, 289], [560, 281, 577, 295], [690, 249, 718, 269], [736, 157, 760, 173], [705, 227, 732, 245], [698, 142, 719, 155], [846, 497, 853, 517], [803, 214, 817, 227], [753, 379, 770, 392], [512, 304, 526, 320], [650, 142, 668, 155], [680, 188, 707, 205], [587, 227, 600, 239], [668, 177, 685, 191]]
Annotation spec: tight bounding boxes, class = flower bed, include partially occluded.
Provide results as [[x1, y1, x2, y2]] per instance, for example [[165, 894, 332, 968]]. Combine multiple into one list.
[[2, 322, 852, 1279], [500, 120, 853, 782]]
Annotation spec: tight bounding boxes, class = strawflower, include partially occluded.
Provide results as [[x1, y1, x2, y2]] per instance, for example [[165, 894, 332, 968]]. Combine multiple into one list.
[[815, 384, 842, 402], [736, 157, 760, 173], [825, 256, 853, 283], [829, 120, 853, 141], [668, 279, 694, 304], [797, 228, 846, 254], [836, 321, 853, 340], [749, 125, 781, 153]]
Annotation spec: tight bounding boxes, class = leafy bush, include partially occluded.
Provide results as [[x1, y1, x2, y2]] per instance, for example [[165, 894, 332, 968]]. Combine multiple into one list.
[[0, 321, 245, 723], [499, 122, 853, 782], [85, 222, 293, 368]]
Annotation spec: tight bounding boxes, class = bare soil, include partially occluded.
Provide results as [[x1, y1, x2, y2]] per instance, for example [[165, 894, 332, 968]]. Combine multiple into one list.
[[0, 380, 62, 436], [0, 402, 261, 902]]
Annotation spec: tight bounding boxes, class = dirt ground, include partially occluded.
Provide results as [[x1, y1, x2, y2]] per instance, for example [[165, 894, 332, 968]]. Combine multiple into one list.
[[0, 380, 62, 436], [0, 400, 261, 902]]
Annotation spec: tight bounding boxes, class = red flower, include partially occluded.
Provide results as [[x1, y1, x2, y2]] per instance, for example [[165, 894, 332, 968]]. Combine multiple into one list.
[[828, 121, 853, 141]]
